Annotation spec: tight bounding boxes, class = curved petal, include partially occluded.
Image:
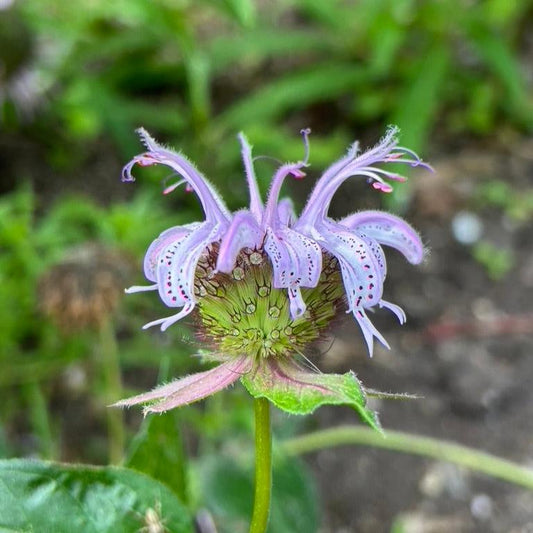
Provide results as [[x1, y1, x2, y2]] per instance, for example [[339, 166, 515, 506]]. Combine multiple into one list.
[[216, 210, 263, 273], [142, 301, 196, 331], [297, 126, 431, 228], [156, 222, 224, 309], [143, 222, 201, 281], [341, 210, 424, 264], [262, 129, 311, 229], [379, 299, 406, 324], [238, 133, 263, 221], [123, 129, 231, 225]]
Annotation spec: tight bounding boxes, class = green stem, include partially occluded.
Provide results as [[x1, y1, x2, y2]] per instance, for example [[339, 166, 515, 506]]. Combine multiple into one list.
[[25, 381, 57, 460], [249, 397, 272, 533], [283, 425, 533, 490], [99, 318, 124, 465]]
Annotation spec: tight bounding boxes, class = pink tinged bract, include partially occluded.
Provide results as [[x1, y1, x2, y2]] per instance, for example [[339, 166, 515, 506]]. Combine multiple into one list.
[[112, 355, 252, 415]]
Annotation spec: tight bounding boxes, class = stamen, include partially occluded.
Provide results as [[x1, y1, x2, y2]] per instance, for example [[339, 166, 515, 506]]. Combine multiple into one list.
[[162, 178, 186, 195], [125, 284, 158, 293], [299, 128, 312, 166]]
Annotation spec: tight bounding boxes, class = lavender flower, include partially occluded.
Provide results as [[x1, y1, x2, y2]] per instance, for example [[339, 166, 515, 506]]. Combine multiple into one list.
[[116, 127, 430, 420]]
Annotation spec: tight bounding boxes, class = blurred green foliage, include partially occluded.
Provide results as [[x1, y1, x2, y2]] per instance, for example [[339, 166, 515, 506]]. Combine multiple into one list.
[[3, 0, 531, 163]]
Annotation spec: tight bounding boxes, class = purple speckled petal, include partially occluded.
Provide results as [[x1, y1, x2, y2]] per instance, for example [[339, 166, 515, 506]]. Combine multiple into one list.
[[301, 219, 392, 355], [316, 222, 384, 310], [156, 222, 224, 309], [341, 210, 424, 264], [216, 210, 263, 273], [281, 227, 322, 287], [143, 222, 201, 282], [263, 227, 298, 289], [263, 225, 323, 319], [123, 129, 231, 225], [112, 355, 252, 413]]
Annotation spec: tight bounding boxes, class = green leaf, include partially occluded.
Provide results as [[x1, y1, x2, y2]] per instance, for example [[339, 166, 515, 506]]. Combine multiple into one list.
[[215, 63, 368, 130], [126, 410, 189, 504], [390, 43, 450, 154], [386, 43, 449, 210], [0, 459, 193, 533], [241, 361, 381, 431], [218, 0, 256, 28], [207, 29, 335, 72], [195, 453, 318, 533], [468, 24, 533, 129]]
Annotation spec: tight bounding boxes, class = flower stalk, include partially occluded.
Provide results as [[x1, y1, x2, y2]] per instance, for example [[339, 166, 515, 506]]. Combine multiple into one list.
[[283, 426, 533, 490], [250, 397, 272, 533]]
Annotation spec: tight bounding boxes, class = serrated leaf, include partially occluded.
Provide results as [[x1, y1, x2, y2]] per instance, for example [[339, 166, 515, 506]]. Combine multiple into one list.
[[0, 459, 193, 533], [241, 360, 381, 431]]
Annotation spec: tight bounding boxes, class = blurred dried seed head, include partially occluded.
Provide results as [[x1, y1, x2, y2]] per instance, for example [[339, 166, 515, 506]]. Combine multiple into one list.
[[38, 244, 131, 331]]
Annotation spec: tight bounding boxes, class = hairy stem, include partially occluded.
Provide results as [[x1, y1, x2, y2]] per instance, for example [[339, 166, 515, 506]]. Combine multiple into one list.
[[249, 397, 272, 533], [283, 425, 533, 490], [99, 318, 124, 465]]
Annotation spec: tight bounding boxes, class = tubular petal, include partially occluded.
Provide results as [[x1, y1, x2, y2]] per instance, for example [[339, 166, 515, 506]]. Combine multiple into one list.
[[126, 128, 231, 224], [297, 126, 429, 227], [216, 210, 263, 273], [277, 198, 296, 226], [238, 133, 263, 221]]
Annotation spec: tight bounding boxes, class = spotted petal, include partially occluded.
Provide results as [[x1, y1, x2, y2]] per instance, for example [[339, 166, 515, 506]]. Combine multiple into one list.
[[156, 221, 224, 309], [341, 210, 424, 264], [143, 222, 201, 282]]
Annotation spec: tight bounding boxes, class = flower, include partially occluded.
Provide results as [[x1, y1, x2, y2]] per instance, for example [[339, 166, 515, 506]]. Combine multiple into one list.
[[115, 127, 430, 422]]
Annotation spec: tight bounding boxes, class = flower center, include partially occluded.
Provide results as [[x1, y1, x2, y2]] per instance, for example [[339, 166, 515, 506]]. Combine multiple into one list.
[[194, 246, 345, 359]]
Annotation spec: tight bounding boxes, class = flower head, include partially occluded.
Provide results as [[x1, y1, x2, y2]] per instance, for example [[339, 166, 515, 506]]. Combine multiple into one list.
[[116, 127, 430, 423]]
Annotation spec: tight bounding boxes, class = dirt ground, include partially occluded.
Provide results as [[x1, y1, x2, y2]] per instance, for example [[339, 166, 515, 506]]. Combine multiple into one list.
[[307, 135, 533, 533]]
